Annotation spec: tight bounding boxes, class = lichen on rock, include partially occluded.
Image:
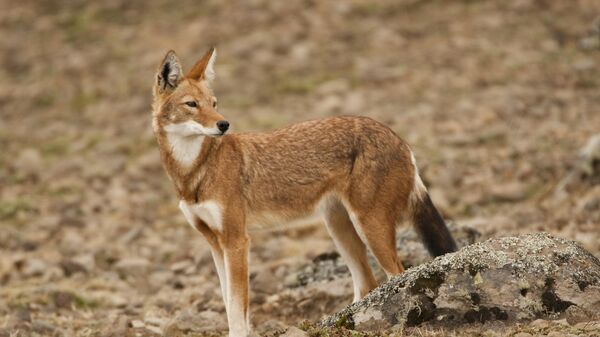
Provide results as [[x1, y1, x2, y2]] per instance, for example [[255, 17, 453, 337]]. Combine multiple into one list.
[[321, 233, 600, 331]]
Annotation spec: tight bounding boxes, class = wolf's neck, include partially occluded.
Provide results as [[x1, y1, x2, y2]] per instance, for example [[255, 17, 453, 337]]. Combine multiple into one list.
[[166, 133, 205, 167], [160, 134, 219, 201]]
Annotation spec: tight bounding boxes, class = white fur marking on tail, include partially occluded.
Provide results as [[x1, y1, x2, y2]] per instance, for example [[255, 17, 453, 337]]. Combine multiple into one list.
[[410, 151, 427, 201]]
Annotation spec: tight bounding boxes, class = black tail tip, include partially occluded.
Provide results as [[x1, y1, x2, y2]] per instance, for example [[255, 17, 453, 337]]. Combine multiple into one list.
[[413, 193, 458, 257]]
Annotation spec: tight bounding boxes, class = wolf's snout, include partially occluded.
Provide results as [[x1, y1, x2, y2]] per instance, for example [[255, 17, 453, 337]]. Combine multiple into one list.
[[217, 120, 230, 133]]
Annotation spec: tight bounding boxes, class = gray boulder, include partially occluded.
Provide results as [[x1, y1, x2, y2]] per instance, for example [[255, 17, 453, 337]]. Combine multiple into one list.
[[322, 233, 600, 331]]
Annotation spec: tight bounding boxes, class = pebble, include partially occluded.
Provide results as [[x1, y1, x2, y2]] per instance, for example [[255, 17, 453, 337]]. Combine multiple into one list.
[[73, 254, 96, 272], [31, 320, 57, 334], [529, 319, 551, 329], [170, 260, 194, 274], [283, 272, 300, 288], [130, 320, 145, 329], [114, 258, 150, 276], [13, 148, 42, 177], [144, 316, 166, 327], [566, 306, 592, 325], [14, 308, 31, 322], [145, 325, 163, 335], [53, 291, 75, 309], [100, 315, 130, 337], [280, 326, 309, 337], [60, 259, 87, 276], [20, 258, 47, 277]]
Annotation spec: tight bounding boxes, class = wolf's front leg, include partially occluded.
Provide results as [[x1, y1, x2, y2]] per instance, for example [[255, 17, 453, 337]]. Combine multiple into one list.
[[223, 235, 250, 337], [209, 244, 228, 312]]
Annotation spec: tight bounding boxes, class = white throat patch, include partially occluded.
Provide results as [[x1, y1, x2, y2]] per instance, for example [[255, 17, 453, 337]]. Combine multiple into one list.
[[164, 120, 220, 166], [166, 133, 204, 167]]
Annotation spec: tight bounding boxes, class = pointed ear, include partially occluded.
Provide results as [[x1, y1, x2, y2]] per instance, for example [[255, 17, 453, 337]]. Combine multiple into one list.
[[156, 50, 183, 93], [186, 47, 216, 82]]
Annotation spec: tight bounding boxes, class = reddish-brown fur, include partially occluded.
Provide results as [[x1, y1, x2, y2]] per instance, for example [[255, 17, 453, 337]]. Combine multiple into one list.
[[152, 49, 456, 337]]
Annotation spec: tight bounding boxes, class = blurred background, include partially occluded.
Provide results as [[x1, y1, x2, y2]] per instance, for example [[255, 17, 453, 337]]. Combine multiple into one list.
[[1, 0, 599, 336]]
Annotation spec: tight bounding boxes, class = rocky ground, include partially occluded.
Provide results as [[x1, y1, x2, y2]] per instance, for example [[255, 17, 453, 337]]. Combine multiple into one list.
[[1, 0, 600, 336]]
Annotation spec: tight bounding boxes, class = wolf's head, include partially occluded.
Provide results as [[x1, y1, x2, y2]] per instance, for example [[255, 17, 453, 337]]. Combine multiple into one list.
[[152, 48, 228, 138]]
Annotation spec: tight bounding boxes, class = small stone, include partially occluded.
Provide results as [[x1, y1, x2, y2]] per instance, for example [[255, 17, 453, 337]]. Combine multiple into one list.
[[53, 291, 75, 309], [60, 259, 87, 277], [19, 258, 47, 277], [31, 320, 57, 334], [101, 315, 130, 337], [580, 36, 600, 50], [121, 225, 144, 244], [144, 325, 163, 335], [114, 258, 150, 276], [530, 319, 551, 329], [144, 316, 167, 327], [130, 320, 145, 329], [73, 254, 96, 272], [573, 58, 596, 72], [566, 306, 592, 325], [104, 293, 128, 308], [4, 309, 31, 332], [488, 182, 527, 202], [280, 326, 309, 337], [170, 260, 194, 274], [554, 319, 569, 326], [13, 148, 42, 177], [283, 272, 300, 288], [14, 308, 31, 322]]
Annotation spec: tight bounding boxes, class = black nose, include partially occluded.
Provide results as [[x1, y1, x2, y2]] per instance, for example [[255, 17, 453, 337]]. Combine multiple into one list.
[[216, 120, 229, 133]]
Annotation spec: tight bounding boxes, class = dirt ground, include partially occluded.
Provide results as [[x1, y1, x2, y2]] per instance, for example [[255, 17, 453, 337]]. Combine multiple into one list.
[[1, 0, 599, 336]]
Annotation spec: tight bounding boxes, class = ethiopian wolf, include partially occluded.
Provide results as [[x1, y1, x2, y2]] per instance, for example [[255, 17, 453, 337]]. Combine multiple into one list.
[[151, 48, 457, 337]]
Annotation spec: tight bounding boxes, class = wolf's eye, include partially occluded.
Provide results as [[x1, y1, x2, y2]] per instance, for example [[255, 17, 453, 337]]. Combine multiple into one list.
[[212, 100, 217, 108], [185, 101, 198, 108]]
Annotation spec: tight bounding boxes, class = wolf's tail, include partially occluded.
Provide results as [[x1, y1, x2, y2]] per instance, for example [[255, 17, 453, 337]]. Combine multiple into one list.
[[409, 154, 458, 257]]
